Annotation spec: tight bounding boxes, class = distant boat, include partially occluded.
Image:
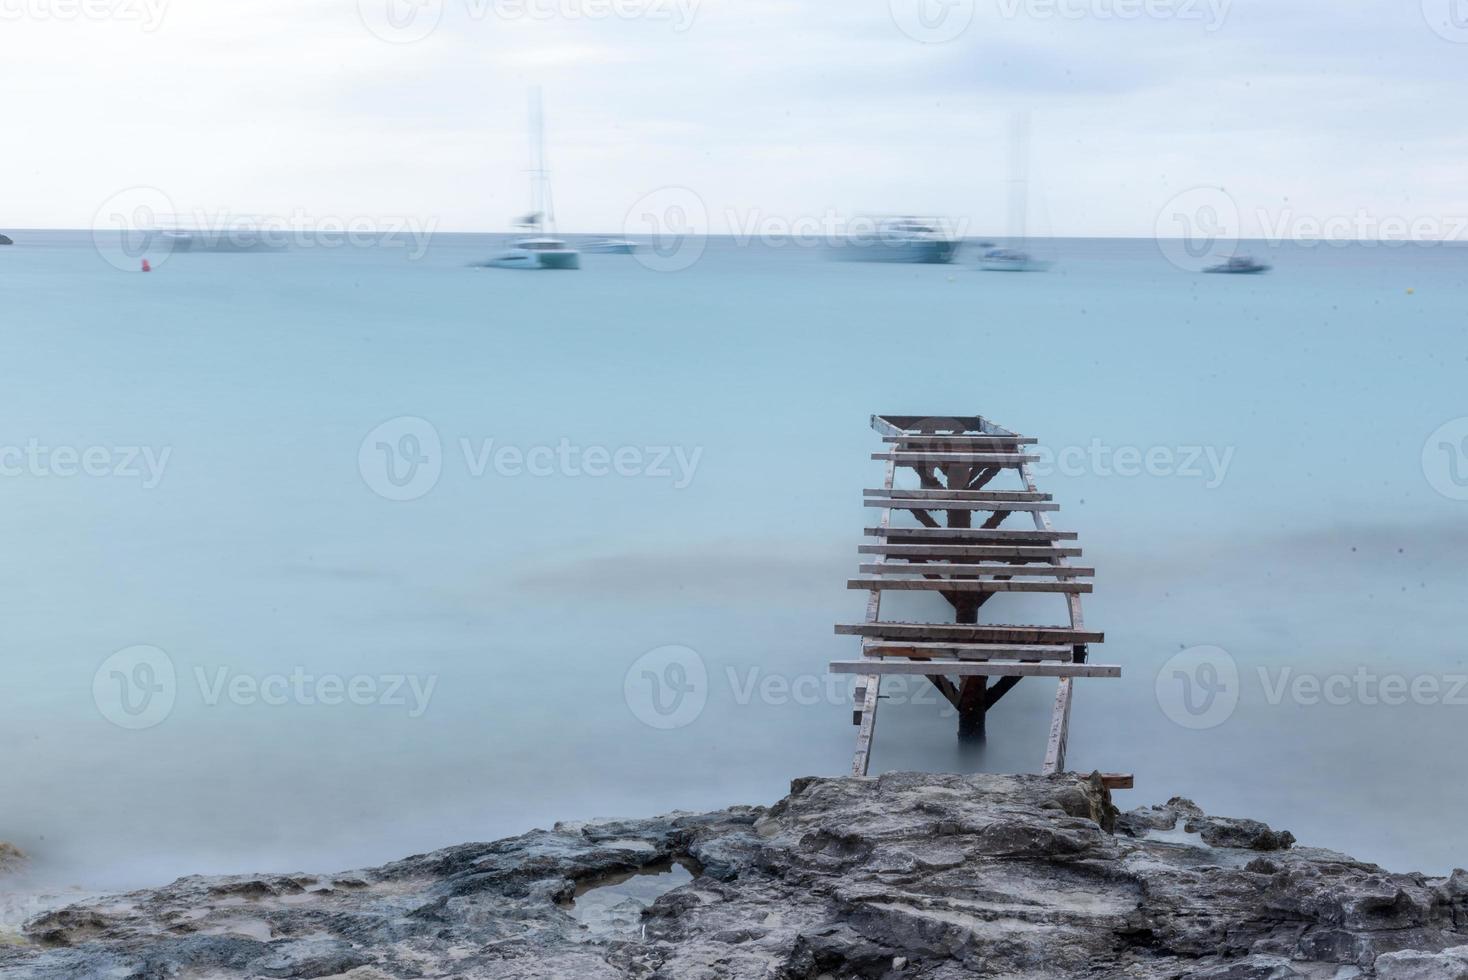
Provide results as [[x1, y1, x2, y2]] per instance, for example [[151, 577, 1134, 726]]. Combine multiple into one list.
[[145, 223, 286, 254], [979, 247, 1052, 272], [583, 238, 638, 255], [478, 90, 580, 271], [835, 216, 960, 264], [980, 112, 1050, 273], [1204, 255, 1271, 274]]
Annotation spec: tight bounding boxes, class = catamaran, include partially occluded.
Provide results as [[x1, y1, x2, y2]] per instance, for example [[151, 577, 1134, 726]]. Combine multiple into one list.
[[477, 89, 580, 271]]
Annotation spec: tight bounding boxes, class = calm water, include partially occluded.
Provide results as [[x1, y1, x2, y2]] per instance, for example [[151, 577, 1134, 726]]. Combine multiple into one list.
[[1, 232, 1465, 902]]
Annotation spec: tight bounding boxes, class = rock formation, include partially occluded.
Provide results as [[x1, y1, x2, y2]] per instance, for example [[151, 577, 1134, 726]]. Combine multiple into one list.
[[2, 773, 1465, 978]]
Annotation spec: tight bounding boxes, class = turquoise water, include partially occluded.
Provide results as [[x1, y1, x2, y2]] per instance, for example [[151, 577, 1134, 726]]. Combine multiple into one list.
[[1, 232, 1465, 892]]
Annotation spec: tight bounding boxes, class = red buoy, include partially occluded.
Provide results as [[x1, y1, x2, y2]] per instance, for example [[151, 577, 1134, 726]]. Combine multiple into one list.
[[141, 259, 152, 272]]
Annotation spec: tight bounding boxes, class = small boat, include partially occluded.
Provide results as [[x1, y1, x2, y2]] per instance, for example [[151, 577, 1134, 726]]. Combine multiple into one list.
[[583, 238, 638, 255], [979, 247, 1052, 272], [478, 89, 580, 272], [147, 226, 286, 254], [1204, 255, 1271, 274], [834, 217, 960, 264]]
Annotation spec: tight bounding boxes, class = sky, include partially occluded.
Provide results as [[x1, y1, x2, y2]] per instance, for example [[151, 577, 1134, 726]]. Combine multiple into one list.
[[2, 0, 1467, 237]]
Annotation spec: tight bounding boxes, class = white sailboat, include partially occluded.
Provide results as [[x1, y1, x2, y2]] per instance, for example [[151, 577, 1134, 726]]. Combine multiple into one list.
[[980, 112, 1052, 272], [479, 89, 580, 271]]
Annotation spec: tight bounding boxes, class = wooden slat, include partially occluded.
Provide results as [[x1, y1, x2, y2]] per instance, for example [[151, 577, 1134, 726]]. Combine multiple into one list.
[[837, 622, 1105, 645], [863, 641, 1074, 662], [1043, 679, 1074, 774], [868, 527, 1078, 542], [831, 660, 1120, 679], [1100, 774, 1134, 790], [881, 435, 1038, 446], [851, 451, 898, 778], [859, 563, 1095, 578], [865, 489, 1051, 502], [874, 452, 1039, 465], [859, 544, 1083, 560], [865, 499, 1059, 513], [849, 579, 1093, 595]]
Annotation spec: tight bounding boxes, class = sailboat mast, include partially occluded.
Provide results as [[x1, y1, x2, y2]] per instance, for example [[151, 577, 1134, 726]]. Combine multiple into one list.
[[1006, 111, 1031, 246], [528, 86, 555, 235]]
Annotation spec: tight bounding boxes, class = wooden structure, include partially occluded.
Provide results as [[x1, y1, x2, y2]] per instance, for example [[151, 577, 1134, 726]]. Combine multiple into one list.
[[832, 414, 1122, 778]]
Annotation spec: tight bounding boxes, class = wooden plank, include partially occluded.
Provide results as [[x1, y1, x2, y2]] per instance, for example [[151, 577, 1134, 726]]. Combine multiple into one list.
[[837, 622, 1105, 645], [984, 675, 1023, 710], [830, 661, 1121, 679], [874, 452, 1039, 465], [868, 527, 1078, 541], [863, 642, 1074, 662], [848, 579, 1094, 595], [865, 489, 1051, 502], [851, 450, 897, 777], [873, 414, 990, 432], [852, 673, 881, 775], [1042, 678, 1074, 774], [858, 563, 1095, 578], [859, 544, 1083, 560], [1100, 774, 1134, 790], [865, 499, 1060, 513], [881, 434, 1037, 446]]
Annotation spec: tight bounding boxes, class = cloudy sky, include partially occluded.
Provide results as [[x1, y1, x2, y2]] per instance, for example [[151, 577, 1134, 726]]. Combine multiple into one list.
[[3, 0, 1467, 237]]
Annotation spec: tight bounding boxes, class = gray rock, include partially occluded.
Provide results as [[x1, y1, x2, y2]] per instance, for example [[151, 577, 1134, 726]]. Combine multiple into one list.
[[0, 234, 12, 246], [2, 773, 1465, 978]]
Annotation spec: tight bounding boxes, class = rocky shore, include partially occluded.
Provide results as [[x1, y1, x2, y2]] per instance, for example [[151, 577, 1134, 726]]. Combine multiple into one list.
[[2, 772, 1465, 979]]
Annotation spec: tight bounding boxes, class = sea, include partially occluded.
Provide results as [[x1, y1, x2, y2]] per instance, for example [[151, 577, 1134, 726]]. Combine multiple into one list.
[[2, 230, 1465, 917]]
